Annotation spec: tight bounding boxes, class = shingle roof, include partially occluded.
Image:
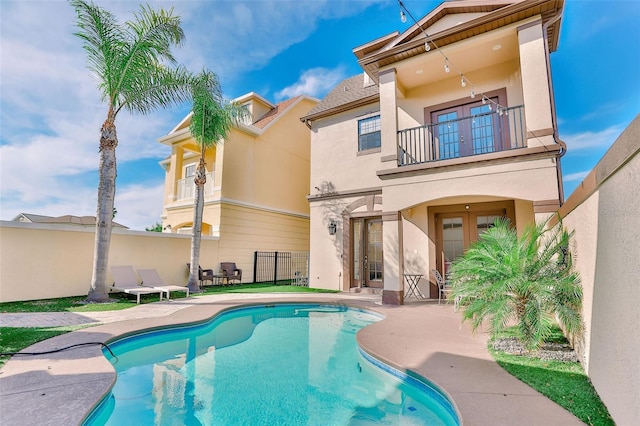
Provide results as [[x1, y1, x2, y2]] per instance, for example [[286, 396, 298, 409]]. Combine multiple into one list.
[[253, 96, 302, 129], [301, 74, 379, 121]]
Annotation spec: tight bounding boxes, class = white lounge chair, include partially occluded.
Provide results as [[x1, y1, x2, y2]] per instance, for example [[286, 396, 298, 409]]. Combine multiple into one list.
[[110, 265, 163, 304], [138, 268, 189, 300]]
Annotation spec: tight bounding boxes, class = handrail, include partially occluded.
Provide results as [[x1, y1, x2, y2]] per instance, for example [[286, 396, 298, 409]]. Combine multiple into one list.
[[398, 105, 525, 166]]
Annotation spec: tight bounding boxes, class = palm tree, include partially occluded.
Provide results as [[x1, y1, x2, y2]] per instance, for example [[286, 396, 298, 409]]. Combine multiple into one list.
[[186, 70, 246, 293], [71, 0, 193, 302], [449, 217, 584, 350]]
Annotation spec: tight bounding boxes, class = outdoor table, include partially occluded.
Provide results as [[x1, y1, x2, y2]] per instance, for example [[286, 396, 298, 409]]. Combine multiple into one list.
[[208, 274, 225, 286], [403, 274, 425, 299]]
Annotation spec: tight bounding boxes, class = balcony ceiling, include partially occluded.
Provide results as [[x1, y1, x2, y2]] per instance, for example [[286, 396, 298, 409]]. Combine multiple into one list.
[[392, 25, 520, 91]]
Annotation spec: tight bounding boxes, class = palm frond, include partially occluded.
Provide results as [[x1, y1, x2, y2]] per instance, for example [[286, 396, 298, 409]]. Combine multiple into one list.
[[449, 216, 584, 349], [118, 65, 193, 115], [70, 0, 125, 103], [189, 69, 248, 148]]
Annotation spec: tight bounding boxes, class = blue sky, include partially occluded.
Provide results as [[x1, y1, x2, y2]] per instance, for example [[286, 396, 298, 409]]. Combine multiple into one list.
[[1, 0, 638, 230]]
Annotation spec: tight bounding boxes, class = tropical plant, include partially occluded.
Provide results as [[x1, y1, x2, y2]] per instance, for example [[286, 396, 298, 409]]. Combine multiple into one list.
[[186, 70, 246, 293], [145, 222, 163, 232], [71, 0, 193, 302], [449, 216, 583, 350]]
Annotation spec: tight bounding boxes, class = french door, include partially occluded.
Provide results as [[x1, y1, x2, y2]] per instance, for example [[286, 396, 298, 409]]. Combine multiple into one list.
[[436, 210, 506, 273], [351, 218, 383, 288], [432, 97, 502, 159]]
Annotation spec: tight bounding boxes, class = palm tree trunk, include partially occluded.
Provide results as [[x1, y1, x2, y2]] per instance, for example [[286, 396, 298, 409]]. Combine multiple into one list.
[[187, 157, 207, 293], [88, 111, 118, 302]]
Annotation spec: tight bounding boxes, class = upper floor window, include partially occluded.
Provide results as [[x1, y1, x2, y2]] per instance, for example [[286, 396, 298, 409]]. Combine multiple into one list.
[[184, 164, 195, 178], [358, 115, 381, 151]]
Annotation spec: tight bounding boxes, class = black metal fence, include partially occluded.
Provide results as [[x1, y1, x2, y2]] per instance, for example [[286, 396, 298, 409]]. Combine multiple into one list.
[[253, 251, 309, 286]]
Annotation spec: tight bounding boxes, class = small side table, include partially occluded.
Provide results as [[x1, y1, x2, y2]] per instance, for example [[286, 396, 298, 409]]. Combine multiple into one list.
[[404, 274, 425, 299]]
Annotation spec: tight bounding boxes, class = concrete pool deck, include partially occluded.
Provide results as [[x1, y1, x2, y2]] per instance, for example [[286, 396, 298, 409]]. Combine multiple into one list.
[[0, 293, 583, 425]]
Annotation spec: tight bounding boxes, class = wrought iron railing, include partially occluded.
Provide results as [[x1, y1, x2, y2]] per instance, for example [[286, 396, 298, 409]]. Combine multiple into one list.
[[175, 171, 215, 200], [398, 105, 525, 166]]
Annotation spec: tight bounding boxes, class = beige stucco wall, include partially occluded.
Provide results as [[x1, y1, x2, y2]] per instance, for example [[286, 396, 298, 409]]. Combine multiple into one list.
[[217, 203, 310, 283], [398, 58, 524, 130], [222, 98, 315, 215], [382, 157, 559, 212], [0, 222, 219, 303], [559, 116, 639, 425], [308, 196, 353, 291], [310, 103, 383, 194]]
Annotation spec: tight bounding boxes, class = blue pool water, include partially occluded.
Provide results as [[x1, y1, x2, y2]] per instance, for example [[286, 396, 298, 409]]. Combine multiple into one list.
[[85, 304, 459, 425]]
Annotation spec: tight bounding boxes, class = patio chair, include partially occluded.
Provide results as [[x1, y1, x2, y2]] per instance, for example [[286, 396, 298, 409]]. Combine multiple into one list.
[[186, 263, 215, 287], [220, 262, 242, 285], [138, 268, 189, 300], [110, 265, 163, 304], [432, 269, 453, 306]]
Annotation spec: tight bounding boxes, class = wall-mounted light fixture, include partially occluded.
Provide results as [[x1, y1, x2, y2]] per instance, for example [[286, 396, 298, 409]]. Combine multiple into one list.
[[163, 225, 172, 232], [328, 219, 337, 236]]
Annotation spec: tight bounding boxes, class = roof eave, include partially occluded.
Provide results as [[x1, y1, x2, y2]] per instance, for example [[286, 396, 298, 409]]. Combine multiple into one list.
[[300, 93, 380, 124], [359, 0, 564, 83]]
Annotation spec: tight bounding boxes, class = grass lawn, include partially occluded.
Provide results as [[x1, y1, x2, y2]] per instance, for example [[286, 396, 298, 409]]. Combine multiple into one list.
[[0, 325, 92, 368], [490, 328, 614, 426], [0, 283, 338, 313]]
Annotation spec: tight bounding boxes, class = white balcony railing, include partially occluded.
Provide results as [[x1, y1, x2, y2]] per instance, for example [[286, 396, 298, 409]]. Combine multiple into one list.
[[175, 172, 215, 201]]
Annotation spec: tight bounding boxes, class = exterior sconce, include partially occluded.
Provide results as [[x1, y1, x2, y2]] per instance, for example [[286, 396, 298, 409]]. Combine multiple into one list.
[[328, 219, 337, 236], [163, 225, 172, 233]]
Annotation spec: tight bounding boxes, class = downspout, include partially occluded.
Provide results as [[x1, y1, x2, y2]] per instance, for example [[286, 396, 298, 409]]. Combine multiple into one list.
[[543, 10, 566, 205]]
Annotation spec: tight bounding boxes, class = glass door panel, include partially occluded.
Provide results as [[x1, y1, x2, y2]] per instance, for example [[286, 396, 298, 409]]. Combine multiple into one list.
[[436, 111, 460, 159], [365, 219, 383, 287], [442, 217, 465, 265], [351, 220, 363, 288], [476, 214, 502, 239], [469, 105, 495, 154]]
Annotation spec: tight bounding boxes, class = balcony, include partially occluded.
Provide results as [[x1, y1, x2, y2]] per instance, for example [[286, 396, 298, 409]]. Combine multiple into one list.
[[397, 105, 525, 166], [175, 172, 215, 201]]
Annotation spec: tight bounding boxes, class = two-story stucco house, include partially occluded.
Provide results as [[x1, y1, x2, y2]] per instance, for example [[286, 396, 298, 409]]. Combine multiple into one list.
[[301, 0, 566, 303], [158, 93, 318, 280]]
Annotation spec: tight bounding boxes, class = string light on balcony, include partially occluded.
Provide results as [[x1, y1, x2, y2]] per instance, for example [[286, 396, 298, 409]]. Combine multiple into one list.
[[398, 0, 434, 55], [397, 0, 510, 114]]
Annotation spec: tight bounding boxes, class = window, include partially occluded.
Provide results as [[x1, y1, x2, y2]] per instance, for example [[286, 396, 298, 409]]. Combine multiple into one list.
[[358, 115, 381, 151], [184, 164, 195, 178]]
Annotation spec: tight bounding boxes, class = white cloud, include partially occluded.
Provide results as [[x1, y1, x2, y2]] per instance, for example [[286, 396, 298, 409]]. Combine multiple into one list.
[[114, 183, 166, 230], [562, 124, 624, 152], [0, 0, 378, 229], [275, 67, 347, 100]]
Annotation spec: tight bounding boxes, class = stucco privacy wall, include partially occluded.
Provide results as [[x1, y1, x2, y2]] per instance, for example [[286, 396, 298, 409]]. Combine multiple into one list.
[[0, 222, 219, 303], [218, 203, 310, 283], [558, 115, 639, 426]]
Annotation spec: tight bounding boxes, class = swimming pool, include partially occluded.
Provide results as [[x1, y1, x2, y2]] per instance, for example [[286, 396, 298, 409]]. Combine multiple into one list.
[[85, 304, 459, 425]]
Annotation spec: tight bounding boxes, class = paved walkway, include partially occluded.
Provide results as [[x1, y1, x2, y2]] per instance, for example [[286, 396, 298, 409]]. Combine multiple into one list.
[[0, 293, 584, 426], [0, 293, 380, 328]]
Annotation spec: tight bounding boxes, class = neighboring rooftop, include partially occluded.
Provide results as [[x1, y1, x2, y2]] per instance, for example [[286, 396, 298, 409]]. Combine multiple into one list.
[[12, 213, 128, 229]]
